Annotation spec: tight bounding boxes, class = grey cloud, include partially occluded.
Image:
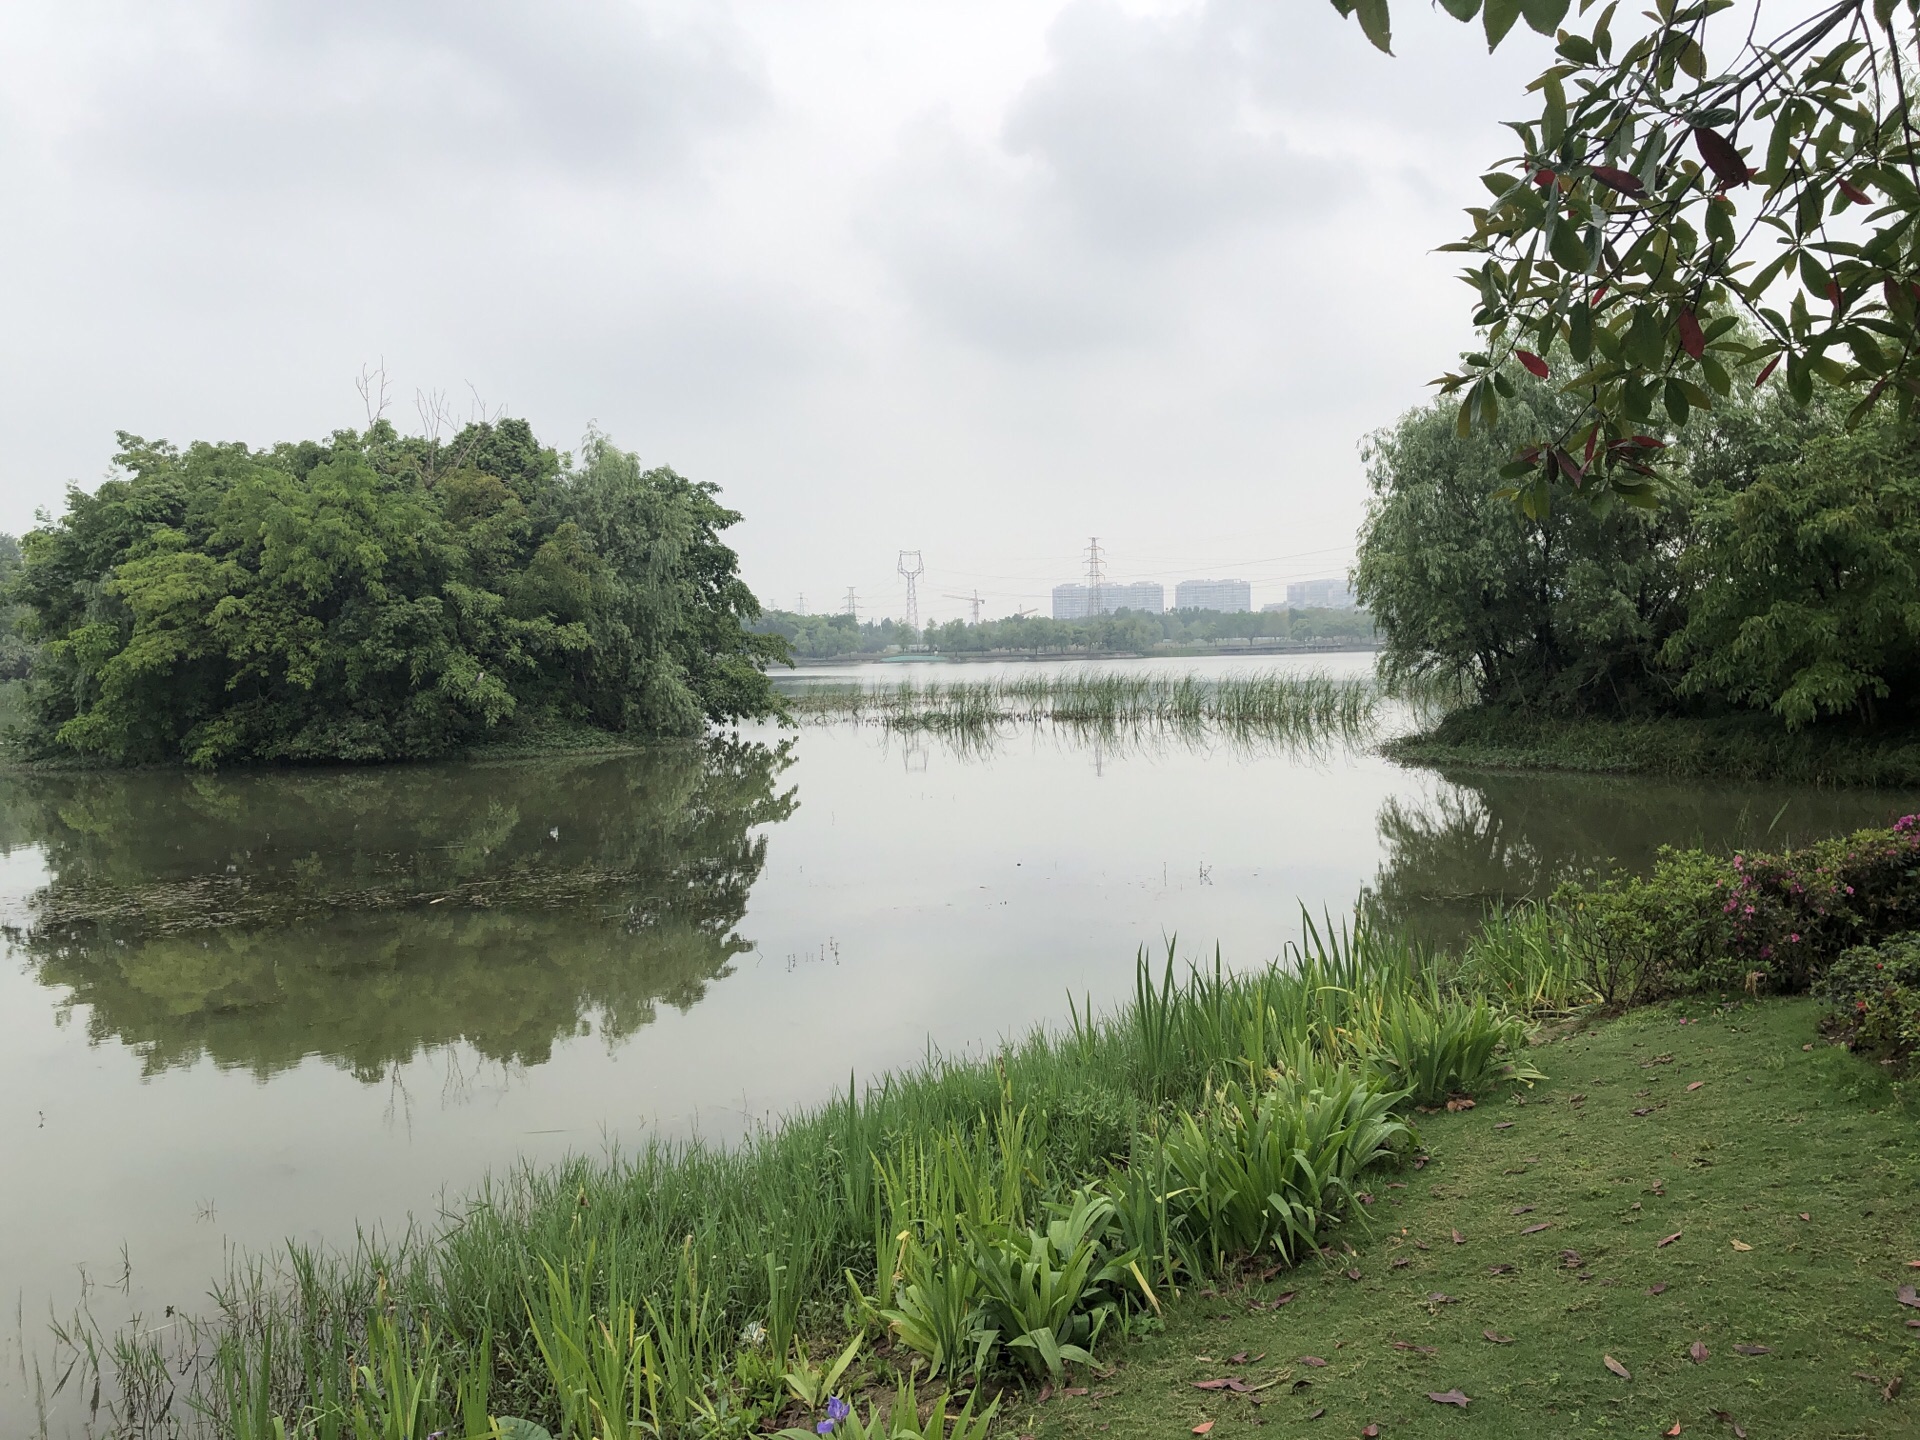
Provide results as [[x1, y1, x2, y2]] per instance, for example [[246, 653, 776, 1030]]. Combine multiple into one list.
[[872, 0, 1354, 356], [14, 0, 767, 196]]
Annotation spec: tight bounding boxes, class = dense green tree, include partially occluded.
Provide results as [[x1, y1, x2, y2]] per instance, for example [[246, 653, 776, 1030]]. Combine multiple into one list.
[[1664, 421, 1920, 726], [15, 421, 788, 766], [0, 534, 30, 681], [1354, 377, 1693, 712]]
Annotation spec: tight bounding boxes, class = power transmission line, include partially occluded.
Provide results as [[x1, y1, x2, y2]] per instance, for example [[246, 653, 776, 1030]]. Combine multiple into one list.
[[843, 587, 858, 620], [1084, 537, 1106, 617]]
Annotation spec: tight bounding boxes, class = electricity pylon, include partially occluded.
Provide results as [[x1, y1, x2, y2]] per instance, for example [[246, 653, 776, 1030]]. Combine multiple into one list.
[[898, 550, 924, 629]]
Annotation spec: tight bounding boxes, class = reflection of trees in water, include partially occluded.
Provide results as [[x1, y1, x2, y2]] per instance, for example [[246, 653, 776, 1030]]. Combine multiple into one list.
[[0, 740, 796, 1081], [1364, 766, 1920, 949]]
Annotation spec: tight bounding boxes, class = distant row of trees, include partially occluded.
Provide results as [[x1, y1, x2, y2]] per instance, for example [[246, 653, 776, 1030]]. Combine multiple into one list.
[[7, 420, 788, 766], [753, 604, 1374, 661], [1355, 372, 1920, 730]]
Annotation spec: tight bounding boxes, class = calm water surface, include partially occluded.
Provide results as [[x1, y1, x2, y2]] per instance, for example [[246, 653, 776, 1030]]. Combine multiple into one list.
[[3, 654, 1913, 1431]]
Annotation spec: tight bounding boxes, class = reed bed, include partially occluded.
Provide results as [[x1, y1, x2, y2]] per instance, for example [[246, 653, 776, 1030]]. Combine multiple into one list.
[[54, 911, 1583, 1439], [781, 670, 1380, 749]]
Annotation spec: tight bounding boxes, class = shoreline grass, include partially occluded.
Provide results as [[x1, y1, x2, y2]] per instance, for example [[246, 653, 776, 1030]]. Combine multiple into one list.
[[50, 914, 1569, 1439], [1386, 705, 1920, 789]]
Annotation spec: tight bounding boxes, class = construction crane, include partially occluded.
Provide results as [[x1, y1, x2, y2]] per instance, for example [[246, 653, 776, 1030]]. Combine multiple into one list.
[[1013, 606, 1038, 619], [943, 590, 985, 625]]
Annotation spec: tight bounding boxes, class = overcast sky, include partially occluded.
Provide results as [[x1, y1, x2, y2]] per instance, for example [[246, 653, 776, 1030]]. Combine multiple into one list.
[[0, 0, 1547, 620]]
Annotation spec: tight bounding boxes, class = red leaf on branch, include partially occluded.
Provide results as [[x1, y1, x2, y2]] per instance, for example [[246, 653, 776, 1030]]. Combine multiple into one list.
[[1534, 167, 1556, 186], [1839, 177, 1872, 205], [1590, 165, 1645, 194], [1827, 281, 1843, 312], [1678, 309, 1705, 359], [1756, 355, 1781, 387], [1692, 127, 1749, 188], [1516, 349, 1550, 378]]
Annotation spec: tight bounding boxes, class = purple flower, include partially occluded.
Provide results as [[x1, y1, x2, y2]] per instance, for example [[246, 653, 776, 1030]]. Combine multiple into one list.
[[828, 1396, 851, 1423], [817, 1422, 835, 1435]]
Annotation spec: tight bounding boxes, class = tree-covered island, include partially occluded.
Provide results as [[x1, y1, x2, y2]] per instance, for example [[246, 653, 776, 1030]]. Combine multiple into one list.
[[8, 420, 789, 767]]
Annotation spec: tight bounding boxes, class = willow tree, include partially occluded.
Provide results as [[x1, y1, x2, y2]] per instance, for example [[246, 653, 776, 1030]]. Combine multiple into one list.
[[1333, 0, 1920, 516]]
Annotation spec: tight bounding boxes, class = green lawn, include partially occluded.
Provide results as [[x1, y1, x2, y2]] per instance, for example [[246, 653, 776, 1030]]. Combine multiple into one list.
[[1025, 1000, 1920, 1439]]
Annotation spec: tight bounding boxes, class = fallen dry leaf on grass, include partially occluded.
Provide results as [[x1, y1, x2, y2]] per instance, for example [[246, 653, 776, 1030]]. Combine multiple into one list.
[[1391, 1340, 1438, 1355], [1361, 1426, 1379, 1438], [1659, 1231, 1683, 1247], [1604, 1354, 1632, 1379], [1494, 1121, 1515, 1130], [1687, 1080, 1704, 1091], [1689, 1341, 1709, 1363], [1391, 1258, 1411, 1269], [1446, 1097, 1475, 1111], [1648, 1283, 1669, 1295], [1428, 1292, 1458, 1305], [1800, 1213, 1812, 1221], [1299, 1356, 1328, 1368], [1733, 1344, 1772, 1356], [1711, 1409, 1749, 1437], [1520, 1222, 1552, 1235], [1191, 1423, 1213, 1435], [1511, 1205, 1534, 1215], [1483, 1329, 1514, 1344], [1227, 1352, 1250, 1365], [1426, 1389, 1471, 1407], [1665, 1424, 1682, 1436], [1193, 1380, 1253, 1393], [1633, 1107, 1655, 1117], [1885, 1376, 1903, 1401], [1345, 1268, 1362, 1281], [1899, 1285, 1920, 1309], [1304, 1407, 1324, 1420], [1488, 1263, 1514, 1275], [1452, 1229, 1466, 1245], [1730, 1239, 1753, 1251], [1414, 1239, 1431, 1251]]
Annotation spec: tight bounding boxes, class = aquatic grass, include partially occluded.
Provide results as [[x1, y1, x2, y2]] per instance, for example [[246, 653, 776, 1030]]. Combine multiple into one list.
[[59, 916, 1541, 1437], [779, 670, 1381, 752]]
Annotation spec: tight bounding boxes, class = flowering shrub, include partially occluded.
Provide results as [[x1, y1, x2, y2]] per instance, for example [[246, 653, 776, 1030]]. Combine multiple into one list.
[[1815, 933, 1920, 1074], [1718, 817, 1920, 991], [1556, 816, 1920, 1002]]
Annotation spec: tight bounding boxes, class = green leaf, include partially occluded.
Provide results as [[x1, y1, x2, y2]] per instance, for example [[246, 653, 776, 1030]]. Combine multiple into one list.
[[1569, 302, 1593, 361], [1664, 378, 1691, 424], [1355, 0, 1393, 53], [1436, 0, 1483, 17], [1484, 0, 1523, 49], [496, 1421, 556, 1440], [1520, 0, 1570, 34], [1549, 220, 1592, 274], [1699, 352, 1732, 394]]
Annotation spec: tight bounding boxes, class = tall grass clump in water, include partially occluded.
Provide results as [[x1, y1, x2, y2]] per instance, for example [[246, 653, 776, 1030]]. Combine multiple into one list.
[[68, 916, 1550, 1439], [783, 670, 1379, 752]]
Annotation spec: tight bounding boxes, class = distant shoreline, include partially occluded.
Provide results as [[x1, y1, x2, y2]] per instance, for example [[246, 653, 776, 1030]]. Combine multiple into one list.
[[771, 641, 1384, 668]]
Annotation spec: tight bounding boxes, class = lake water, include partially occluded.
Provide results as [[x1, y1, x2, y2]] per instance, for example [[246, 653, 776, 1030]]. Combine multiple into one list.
[[4, 653, 1914, 1433]]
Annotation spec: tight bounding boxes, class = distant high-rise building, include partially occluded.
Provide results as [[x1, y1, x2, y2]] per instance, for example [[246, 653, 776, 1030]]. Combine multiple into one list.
[[1286, 578, 1357, 609], [1173, 579, 1251, 613], [1053, 581, 1164, 618]]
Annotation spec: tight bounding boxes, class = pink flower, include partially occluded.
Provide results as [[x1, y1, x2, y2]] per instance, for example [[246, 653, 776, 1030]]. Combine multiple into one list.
[[1789, 933, 1801, 943]]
